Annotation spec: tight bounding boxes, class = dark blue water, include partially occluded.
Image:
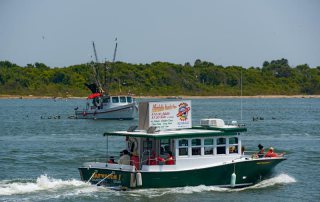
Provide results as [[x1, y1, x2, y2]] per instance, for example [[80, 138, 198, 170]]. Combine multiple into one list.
[[0, 98, 319, 201]]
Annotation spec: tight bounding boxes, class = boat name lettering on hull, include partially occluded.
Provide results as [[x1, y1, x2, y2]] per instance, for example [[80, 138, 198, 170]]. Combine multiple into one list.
[[93, 173, 121, 180], [256, 161, 271, 165]]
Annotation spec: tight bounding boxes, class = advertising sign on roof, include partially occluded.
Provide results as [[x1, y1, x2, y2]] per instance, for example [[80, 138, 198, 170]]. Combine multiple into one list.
[[149, 100, 192, 130]]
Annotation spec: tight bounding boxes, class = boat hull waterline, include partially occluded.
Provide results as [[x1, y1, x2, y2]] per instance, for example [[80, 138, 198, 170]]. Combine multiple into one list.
[[79, 158, 285, 189], [75, 103, 136, 120]]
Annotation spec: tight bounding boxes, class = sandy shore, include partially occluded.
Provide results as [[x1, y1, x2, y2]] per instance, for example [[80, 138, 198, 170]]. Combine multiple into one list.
[[1, 94, 319, 99]]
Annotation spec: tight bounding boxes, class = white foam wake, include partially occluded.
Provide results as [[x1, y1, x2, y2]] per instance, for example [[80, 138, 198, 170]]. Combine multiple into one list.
[[0, 173, 296, 197], [0, 174, 89, 196], [130, 173, 296, 197], [244, 173, 296, 190]]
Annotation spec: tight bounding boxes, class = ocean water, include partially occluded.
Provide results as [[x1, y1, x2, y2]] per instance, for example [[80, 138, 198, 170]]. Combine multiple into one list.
[[0, 98, 319, 201]]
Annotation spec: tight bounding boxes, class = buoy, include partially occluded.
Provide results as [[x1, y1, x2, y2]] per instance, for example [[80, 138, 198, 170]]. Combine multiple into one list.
[[130, 173, 136, 188], [230, 172, 236, 187], [136, 172, 143, 186]]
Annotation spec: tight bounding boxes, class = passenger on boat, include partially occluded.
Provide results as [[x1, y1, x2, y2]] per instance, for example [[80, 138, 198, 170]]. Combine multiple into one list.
[[118, 150, 131, 165], [229, 146, 237, 153], [107, 156, 116, 164], [265, 147, 284, 158], [146, 151, 158, 165], [241, 146, 245, 155], [158, 151, 175, 165], [258, 144, 265, 158], [130, 152, 140, 169]]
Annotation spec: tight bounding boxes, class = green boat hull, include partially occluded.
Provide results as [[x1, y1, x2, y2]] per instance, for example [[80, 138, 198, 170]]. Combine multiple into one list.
[[79, 158, 285, 189]]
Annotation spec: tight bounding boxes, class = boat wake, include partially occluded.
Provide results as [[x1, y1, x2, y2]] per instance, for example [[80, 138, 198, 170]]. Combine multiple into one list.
[[129, 173, 296, 198], [0, 173, 296, 200], [0, 174, 95, 196]]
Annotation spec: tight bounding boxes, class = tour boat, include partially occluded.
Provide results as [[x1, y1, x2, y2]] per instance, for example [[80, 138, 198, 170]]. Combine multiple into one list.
[[78, 100, 286, 189]]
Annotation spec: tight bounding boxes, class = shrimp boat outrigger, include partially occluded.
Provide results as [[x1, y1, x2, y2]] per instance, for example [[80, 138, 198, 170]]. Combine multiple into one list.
[[75, 40, 137, 119], [78, 100, 286, 189]]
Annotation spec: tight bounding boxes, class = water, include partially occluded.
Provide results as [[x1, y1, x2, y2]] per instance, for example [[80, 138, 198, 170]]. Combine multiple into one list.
[[0, 98, 319, 201]]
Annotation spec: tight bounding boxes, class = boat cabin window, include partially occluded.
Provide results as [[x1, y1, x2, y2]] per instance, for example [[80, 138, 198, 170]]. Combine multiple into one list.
[[120, 96, 126, 103], [112, 97, 119, 103], [160, 139, 170, 155], [178, 139, 189, 156], [103, 97, 110, 103], [217, 137, 226, 154], [127, 97, 132, 103], [229, 137, 238, 154], [204, 138, 214, 155], [191, 139, 201, 156], [143, 140, 153, 153]]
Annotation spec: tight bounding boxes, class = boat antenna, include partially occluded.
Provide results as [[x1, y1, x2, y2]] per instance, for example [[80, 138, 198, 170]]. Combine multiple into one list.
[[240, 69, 243, 122]]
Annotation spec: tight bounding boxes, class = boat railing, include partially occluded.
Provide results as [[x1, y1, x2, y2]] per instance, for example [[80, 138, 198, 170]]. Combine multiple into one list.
[[84, 153, 176, 171], [242, 150, 257, 155]]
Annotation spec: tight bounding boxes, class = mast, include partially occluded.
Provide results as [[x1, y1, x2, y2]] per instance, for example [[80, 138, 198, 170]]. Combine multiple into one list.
[[91, 41, 104, 94], [112, 38, 118, 63], [112, 38, 120, 93]]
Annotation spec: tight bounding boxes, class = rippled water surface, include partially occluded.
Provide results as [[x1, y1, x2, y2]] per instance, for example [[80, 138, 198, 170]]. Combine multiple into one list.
[[0, 98, 319, 201]]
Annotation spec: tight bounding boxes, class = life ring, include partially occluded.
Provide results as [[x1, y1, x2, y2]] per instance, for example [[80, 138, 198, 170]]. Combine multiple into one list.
[[128, 137, 138, 154]]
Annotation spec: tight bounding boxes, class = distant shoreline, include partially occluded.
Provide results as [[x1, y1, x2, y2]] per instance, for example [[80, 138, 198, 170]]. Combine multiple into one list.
[[1, 94, 319, 99]]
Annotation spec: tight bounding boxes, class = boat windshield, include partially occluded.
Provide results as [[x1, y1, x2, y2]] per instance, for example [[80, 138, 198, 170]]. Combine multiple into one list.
[[127, 97, 132, 103]]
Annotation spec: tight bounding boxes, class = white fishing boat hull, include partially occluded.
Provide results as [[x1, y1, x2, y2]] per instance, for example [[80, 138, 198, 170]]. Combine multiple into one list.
[[75, 103, 136, 120]]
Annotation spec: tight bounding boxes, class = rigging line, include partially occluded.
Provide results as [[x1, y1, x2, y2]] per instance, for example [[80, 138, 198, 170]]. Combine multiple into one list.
[[86, 170, 97, 183], [96, 172, 115, 186]]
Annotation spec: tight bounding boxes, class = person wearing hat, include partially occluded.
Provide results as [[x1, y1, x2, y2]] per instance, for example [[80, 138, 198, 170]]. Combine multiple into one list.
[[265, 147, 284, 158], [258, 144, 265, 158], [118, 149, 131, 165]]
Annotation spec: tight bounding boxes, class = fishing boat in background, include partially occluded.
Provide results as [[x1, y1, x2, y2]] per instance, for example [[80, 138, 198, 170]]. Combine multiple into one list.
[[74, 84, 137, 120], [75, 40, 137, 119], [78, 100, 286, 189]]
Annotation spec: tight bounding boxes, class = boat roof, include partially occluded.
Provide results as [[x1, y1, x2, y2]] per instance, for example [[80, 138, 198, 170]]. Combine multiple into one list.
[[103, 126, 246, 139]]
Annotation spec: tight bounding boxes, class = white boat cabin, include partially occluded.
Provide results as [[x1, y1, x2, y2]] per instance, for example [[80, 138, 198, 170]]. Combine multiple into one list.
[[88, 96, 134, 110], [104, 119, 246, 172]]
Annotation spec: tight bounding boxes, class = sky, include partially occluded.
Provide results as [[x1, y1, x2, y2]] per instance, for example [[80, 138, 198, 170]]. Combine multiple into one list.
[[0, 0, 320, 68]]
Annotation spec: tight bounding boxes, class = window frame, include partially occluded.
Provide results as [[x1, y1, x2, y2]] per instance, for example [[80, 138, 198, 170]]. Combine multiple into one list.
[[112, 96, 119, 103], [120, 96, 127, 103], [204, 138, 215, 156], [228, 137, 239, 154], [191, 138, 202, 156], [216, 137, 227, 155], [178, 139, 189, 156]]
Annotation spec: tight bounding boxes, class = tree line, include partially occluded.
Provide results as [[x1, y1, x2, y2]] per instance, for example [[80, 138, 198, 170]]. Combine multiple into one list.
[[0, 58, 319, 97]]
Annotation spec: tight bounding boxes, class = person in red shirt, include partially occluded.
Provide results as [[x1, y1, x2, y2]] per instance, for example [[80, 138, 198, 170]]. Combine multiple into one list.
[[130, 152, 140, 169], [107, 156, 116, 164], [147, 151, 158, 165], [265, 147, 284, 158], [158, 151, 175, 165]]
